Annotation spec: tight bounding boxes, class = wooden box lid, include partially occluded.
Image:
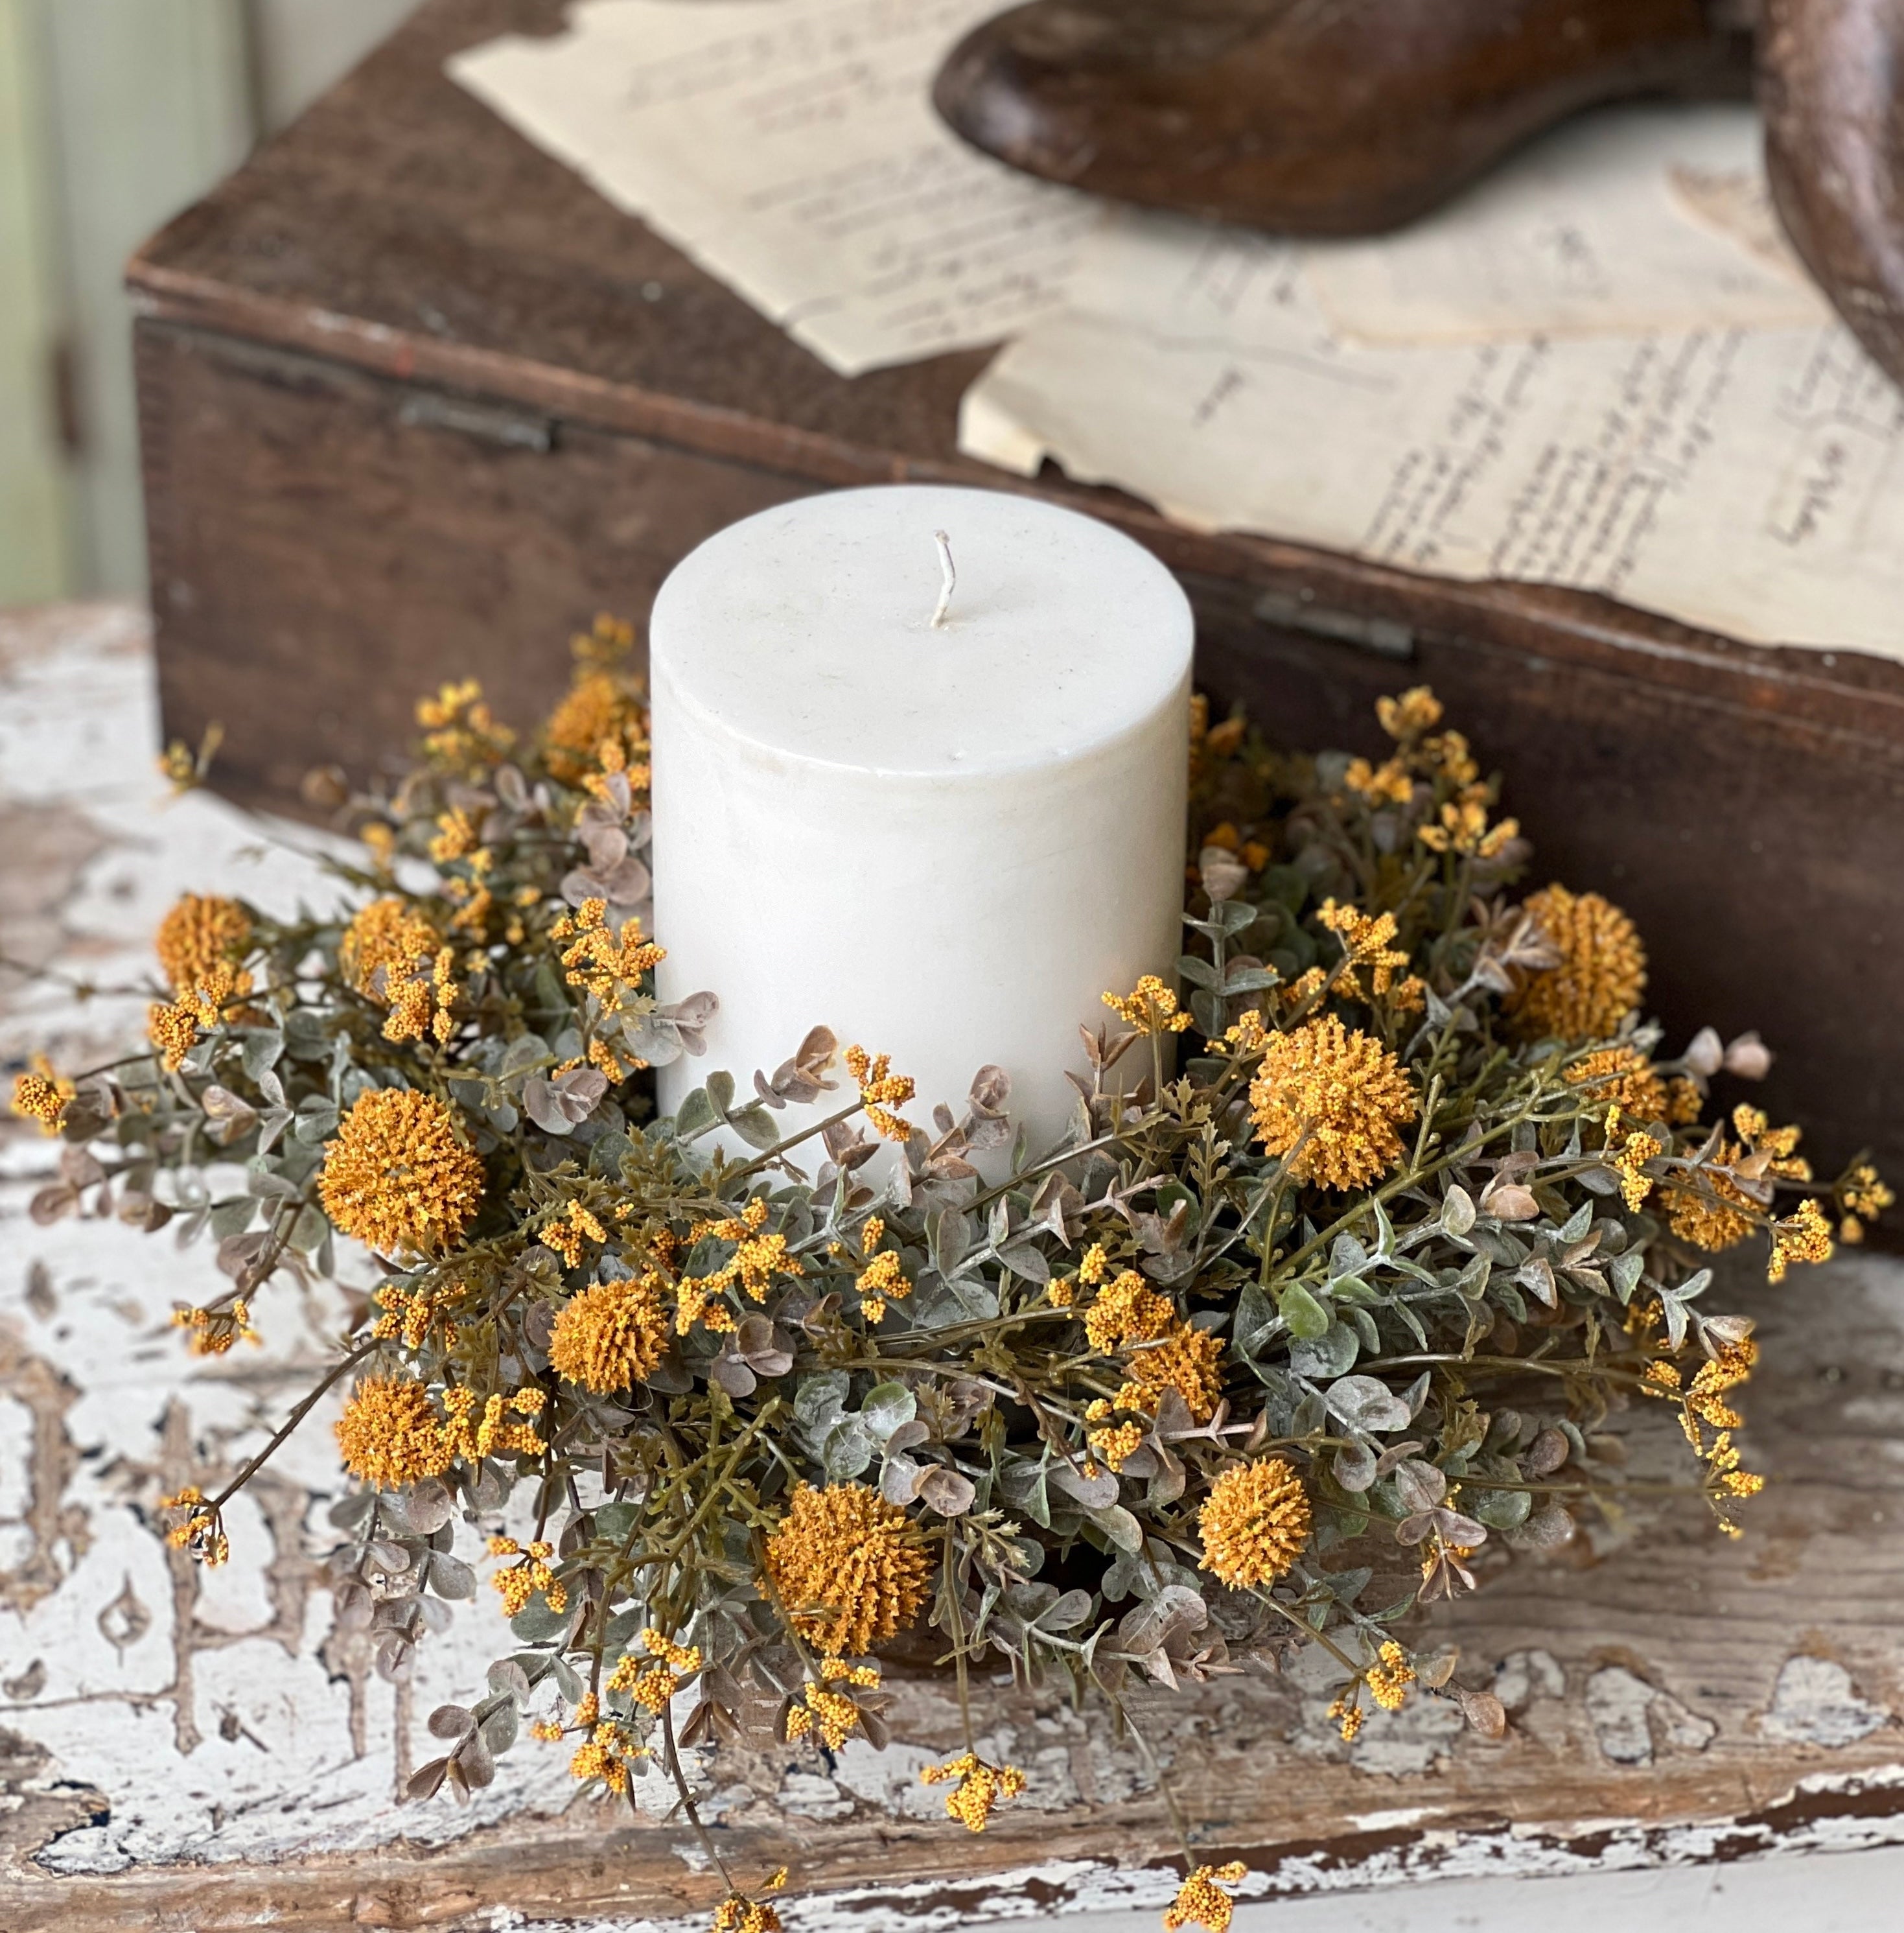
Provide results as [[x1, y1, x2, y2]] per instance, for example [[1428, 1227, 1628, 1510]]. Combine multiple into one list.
[[126, 1, 1904, 743], [125, 0, 1904, 1192]]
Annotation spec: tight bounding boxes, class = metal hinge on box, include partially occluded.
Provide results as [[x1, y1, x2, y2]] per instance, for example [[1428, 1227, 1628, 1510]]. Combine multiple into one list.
[[1254, 589, 1415, 661]]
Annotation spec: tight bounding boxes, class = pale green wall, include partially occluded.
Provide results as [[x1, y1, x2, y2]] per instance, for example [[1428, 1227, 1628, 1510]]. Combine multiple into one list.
[[0, 1, 419, 605], [40, 0, 255, 596], [0, 0, 73, 603]]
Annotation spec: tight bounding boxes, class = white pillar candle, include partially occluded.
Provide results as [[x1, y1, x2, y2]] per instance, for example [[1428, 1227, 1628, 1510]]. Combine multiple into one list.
[[649, 484, 1193, 1158]]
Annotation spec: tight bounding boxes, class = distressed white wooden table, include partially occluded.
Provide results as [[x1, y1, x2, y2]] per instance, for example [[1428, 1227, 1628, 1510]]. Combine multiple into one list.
[[3, 603, 1903, 1933]]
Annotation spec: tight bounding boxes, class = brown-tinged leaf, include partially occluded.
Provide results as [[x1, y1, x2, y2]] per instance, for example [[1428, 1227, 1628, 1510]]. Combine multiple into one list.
[[915, 1466, 977, 1517], [1456, 1685, 1509, 1739]]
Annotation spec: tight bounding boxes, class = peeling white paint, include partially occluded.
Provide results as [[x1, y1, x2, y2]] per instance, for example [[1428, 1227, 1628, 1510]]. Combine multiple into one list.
[[7, 603, 1904, 1923], [1760, 1657, 1890, 1749], [1494, 1648, 1566, 1713], [1585, 1667, 1716, 1767]]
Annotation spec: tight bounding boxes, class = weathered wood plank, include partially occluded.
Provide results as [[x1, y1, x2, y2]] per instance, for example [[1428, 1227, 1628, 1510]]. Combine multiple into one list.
[[2, 604, 1901, 1931]]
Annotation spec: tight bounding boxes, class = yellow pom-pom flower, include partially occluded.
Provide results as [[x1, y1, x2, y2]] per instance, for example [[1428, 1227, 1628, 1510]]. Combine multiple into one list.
[[318, 1088, 483, 1256], [761, 1481, 931, 1657], [1197, 1457, 1312, 1589], [1507, 885, 1646, 1040], [156, 893, 253, 998], [334, 1376, 452, 1489], [1249, 1015, 1417, 1189], [549, 1272, 673, 1391]]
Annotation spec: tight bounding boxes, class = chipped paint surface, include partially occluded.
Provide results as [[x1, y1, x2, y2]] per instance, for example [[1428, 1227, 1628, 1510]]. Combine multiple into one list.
[[3, 605, 1904, 1930], [1760, 1658, 1889, 1750]]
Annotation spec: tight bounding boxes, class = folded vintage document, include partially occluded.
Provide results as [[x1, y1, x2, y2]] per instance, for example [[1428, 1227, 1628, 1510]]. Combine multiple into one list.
[[961, 104, 1904, 662], [962, 226, 1904, 659], [1300, 105, 1826, 345], [448, 6, 1899, 660], [449, 0, 1098, 374]]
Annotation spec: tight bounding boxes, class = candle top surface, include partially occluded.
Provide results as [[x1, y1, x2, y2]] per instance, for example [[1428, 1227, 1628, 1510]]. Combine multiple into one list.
[[650, 486, 1193, 777]]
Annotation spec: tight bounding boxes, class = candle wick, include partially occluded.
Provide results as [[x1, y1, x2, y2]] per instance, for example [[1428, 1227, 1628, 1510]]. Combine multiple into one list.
[[930, 530, 956, 629]]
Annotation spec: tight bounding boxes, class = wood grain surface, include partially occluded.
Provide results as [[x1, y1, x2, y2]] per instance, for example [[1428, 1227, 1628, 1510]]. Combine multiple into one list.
[[123, 1, 1904, 1192], [3, 604, 1902, 1932]]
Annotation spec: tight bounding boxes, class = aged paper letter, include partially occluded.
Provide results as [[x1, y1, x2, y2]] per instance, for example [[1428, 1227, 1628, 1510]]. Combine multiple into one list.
[[1301, 105, 1826, 344], [449, 0, 1097, 374], [962, 251, 1904, 661]]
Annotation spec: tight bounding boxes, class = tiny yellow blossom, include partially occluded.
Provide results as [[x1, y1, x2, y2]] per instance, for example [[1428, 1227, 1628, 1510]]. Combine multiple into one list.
[[918, 1751, 1026, 1833], [845, 1044, 916, 1141], [1102, 974, 1194, 1034], [1197, 1458, 1312, 1589], [1164, 1862, 1251, 1933]]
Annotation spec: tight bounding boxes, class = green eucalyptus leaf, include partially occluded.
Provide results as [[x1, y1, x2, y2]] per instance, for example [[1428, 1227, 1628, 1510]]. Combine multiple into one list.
[[1277, 1282, 1332, 1341]]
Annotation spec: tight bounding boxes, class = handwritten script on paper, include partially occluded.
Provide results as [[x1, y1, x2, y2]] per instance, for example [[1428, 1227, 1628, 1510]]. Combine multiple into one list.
[[1299, 106, 1826, 345], [448, 0, 1097, 375], [962, 223, 1904, 661]]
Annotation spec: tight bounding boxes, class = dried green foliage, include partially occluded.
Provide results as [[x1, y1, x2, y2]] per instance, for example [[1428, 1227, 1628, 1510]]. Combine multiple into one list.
[[14, 635, 1888, 1923]]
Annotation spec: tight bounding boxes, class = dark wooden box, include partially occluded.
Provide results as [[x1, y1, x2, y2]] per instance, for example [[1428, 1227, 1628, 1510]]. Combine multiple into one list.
[[130, 0, 1904, 1188]]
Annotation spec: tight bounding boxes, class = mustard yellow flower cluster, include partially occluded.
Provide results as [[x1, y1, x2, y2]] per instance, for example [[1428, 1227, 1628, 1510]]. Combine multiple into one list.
[[1196, 1457, 1312, 1589], [417, 678, 515, 772], [844, 1044, 916, 1141], [333, 1377, 543, 1490], [370, 1279, 458, 1350], [146, 953, 249, 1070], [1164, 1862, 1250, 1933], [918, 1752, 1026, 1833], [1116, 1326, 1226, 1423], [1839, 1163, 1896, 1244], [1348, 685, 1518, 856], [441, 1385, 546, 1466], [1085, 1418, 1146, 1473], [675, 1197, 806, 1335], [1365, 1641, 1417, 1712], [1662, 1105, 1815, 1264], [553, 897, 665, 1012], [607, 1628, 704, 1711], [1418, 794, 1520, 858], [1078, 1265, 1225, 1425], [544, 664, 649, 786], [1608, 1120, 1665, 1212], [489, 1537, 566, 1617], [550, 1270, 673, 1390], [318, 1088, 484, 1256], [1342, 754, 1413, 806], [761, 1482, 931, 1657], [568, 1715, 642, 1792], [853, 1218, 912, 1324], [340, 896, 456, 1043], [710, 1893, 784, 1933], [170, 1297, 259, 1356], [1084, 1269, 1176, 1352], [1318, 900, 1419, 1008], [10, 1069, 70, 1134], [1102, 974, 1195, 1035], [785, 1658, 880, 1748], [1507, 885, 1647, 1040], [543, 1200, 609, 1268], [1642, 1339, 1767, 1530], [1768, 1197, 1835, 1282], [1564, 1045, 1680, 1127], [156, 893, 254, 998], [159, 1486, 229, 1567], [1248, 1015, 1417, 1190]]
